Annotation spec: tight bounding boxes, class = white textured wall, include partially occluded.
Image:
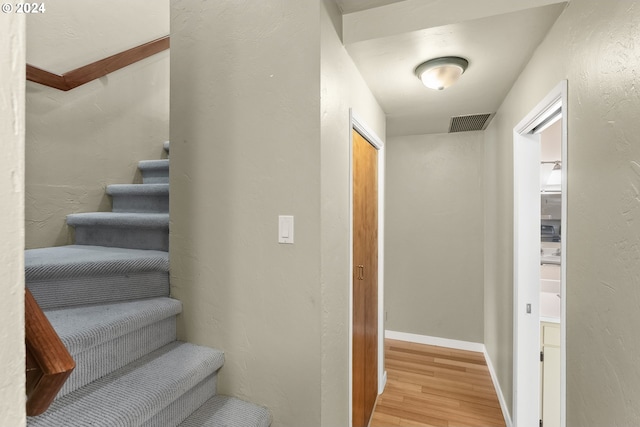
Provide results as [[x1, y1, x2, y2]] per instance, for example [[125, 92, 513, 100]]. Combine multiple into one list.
[[25, 0, 169, 248], [27, 0, 167, 72], [171, 1, 322, 426], [320, 0, 386, 425], [0, 12, 26, 427], [484, 0, 640, 422], [385, 131, 484, 343]]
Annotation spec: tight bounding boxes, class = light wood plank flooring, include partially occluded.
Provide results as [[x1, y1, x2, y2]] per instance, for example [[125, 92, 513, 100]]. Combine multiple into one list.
[[371, 339, 506, 427]]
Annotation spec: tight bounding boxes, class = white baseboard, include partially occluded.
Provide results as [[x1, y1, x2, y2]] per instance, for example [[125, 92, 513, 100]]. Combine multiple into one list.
[[384, 330, 512, 427], [385, 330, 484, 353], [379, 370, 387, 395], [483, 348, 513, 427]]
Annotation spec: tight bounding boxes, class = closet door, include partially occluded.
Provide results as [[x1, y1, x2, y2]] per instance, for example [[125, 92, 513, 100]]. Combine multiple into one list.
[[352, 129, 378, 427]]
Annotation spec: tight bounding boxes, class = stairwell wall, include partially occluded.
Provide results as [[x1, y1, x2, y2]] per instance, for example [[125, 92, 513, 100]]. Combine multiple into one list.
[[0, 12, 26, 427], [484, 0, 640, 422], [170, 1, 322, 426], [170, 1, 386, 425], [25, 0, 169, 248]]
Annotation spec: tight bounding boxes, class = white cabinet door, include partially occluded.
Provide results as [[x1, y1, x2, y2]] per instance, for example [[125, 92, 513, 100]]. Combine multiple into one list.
[[541, 322, 561, 427]]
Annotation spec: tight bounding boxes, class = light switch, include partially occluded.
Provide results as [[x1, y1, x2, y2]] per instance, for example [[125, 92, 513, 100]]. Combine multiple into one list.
[[278, 215, 294, 244]]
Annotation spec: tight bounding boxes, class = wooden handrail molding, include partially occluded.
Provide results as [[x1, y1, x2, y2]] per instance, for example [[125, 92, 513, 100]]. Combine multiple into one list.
[[25, 289, 75, 416], [27, 35, 169, 91]]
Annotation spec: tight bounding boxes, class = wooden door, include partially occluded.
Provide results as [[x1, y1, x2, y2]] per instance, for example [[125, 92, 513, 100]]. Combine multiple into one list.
[[352, 129, 378, 427]]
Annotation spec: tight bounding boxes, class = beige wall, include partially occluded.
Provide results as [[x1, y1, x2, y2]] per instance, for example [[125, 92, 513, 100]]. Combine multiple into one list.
[[0, 12, 26, 427], [320, 0, 386, 425], [25, 0, 169, 248], [484, 0, 640, 422], [170, 1, 322, 426], [171, 1, 385, 425], [385, 132, 484, 343]]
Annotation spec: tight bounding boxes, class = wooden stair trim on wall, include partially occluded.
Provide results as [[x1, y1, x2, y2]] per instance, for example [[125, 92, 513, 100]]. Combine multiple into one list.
[[26, 35, 170, 91], [25, 289, 75, 416]]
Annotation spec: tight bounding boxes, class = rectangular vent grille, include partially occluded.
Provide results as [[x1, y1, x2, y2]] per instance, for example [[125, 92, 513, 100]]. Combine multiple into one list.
[[449, 113, 495, 133]]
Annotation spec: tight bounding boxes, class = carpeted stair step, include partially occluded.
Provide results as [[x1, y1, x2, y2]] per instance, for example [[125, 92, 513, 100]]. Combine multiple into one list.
[[26, 245, 169, 309], [142, 373, 219, 427], [139, 159, 169, 184], [46, 297, 182, 397], [179, 395, 271, 427], [67, 212, 169, 251], [107, 183, 169, 213], [27, 341, 225, 427]]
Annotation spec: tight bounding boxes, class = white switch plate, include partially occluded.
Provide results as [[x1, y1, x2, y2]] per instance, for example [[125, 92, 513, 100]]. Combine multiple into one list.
[[278, 215, 294, 244]]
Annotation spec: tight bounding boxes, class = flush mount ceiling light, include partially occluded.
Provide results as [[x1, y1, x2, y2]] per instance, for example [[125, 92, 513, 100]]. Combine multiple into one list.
[[415, 56, 469, 90]]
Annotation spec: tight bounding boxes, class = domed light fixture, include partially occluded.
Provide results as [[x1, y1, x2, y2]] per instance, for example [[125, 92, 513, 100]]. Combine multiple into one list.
[[547, 161, 562, 186], [415, 56, 469, 90], [541, 160, 562, 190]]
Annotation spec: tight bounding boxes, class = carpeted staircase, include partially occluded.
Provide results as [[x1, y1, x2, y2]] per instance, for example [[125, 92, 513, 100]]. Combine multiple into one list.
[[26, 142, 271, 427]]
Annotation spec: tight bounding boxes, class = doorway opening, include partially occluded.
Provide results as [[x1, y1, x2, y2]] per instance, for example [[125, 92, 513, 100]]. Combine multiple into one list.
[[513, 81, 567, 427]]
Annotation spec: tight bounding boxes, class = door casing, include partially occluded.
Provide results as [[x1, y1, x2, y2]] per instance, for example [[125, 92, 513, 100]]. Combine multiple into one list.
[[513, 80, 567, 427]]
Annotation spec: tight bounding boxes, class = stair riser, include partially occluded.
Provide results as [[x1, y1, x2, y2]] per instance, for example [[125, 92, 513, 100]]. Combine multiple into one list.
[[141, 171, 169, 184], [179, 396, 272, 427], [142, 374, 217, 427], [73, 226, 169, 251], [112, 194, 169, 213], [59, 317, 177, 398], [28, 271, 169, 309], [27, 343, 224, 427]]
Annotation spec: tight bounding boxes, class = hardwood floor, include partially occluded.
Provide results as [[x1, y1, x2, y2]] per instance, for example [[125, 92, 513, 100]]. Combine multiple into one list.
[[371, 339, 506, 427]]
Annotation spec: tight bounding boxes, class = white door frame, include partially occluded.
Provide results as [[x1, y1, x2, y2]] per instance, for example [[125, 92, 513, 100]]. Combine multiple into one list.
[[348, 109, 386, 425], [513, 80, 567, 427]]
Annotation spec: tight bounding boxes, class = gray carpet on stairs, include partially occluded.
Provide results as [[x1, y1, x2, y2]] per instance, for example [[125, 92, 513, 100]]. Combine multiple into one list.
[[142, 374, 218, 427], [27, 141, 271, 426], [25, 245, 169, 279], [67, 212, 169, 251], [61, 316, 177, 398], [108, 183, 169, 213], [138, 159, 170, 184], [46, 297, 181, 397], [179, 396, 272, 427], [26, 245, 169, 309], [47, 297, 181, 355], [28, 342, 224, 427]]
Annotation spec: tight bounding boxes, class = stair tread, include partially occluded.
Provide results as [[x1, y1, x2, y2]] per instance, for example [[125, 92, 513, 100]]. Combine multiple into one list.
[[26, 245, 168, 281], [138, 159, 169, 170], [45, 297, 182, 355], [67, 212, 169, 228], [180, 395, 271, 427], [107, 183, 169, 196], [28, 342, 225, 427]]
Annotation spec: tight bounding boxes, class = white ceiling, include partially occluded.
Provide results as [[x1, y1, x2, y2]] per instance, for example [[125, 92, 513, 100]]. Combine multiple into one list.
[[335, 0, 568, 136]]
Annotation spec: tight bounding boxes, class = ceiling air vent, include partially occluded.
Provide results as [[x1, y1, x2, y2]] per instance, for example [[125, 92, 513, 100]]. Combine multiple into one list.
[[449, 113, 495, 133]]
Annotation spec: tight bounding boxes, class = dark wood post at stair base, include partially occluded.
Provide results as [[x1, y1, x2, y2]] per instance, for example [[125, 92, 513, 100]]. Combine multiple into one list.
[[25, 289, 75, 416]]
